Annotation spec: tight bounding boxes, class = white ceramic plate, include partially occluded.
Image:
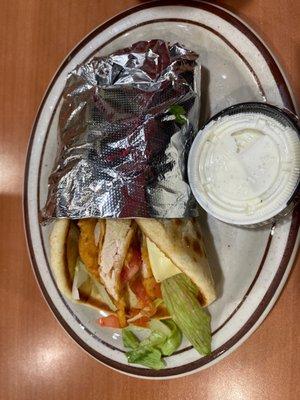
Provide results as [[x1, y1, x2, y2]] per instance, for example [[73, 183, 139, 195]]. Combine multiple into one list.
[[24, 1, 299, 378]]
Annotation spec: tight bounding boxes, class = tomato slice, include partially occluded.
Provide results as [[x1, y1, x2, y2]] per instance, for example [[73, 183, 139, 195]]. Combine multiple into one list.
[[131, 316, 149, 328], [98, 315, 120, 328], [130, 277, 150, 307], [121, 246, 142, 284]]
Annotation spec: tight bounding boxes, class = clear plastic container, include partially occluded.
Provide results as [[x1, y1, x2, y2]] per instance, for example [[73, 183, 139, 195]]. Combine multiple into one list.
[[188, 102, 300, 226]]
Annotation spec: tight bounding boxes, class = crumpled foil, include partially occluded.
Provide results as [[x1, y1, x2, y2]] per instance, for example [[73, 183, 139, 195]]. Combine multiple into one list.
[[40, 39, 201, 222]]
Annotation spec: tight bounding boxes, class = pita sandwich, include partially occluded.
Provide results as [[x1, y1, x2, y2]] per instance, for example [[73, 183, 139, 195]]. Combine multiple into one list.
[[50, 217, 216, 328], [135, 218, 216, 306]]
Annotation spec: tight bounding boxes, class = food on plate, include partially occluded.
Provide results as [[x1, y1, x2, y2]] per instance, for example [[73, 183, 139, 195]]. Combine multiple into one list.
[[122, 319, 182, 370], [40, 40, 200, 223], [50, 217, 216, 369], [45, 39, 217, 370]]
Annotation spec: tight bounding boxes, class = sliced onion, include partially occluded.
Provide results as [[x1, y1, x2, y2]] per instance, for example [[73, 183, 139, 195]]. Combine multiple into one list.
[[94, 221, 101, 246], [71, 259, 90, 300]]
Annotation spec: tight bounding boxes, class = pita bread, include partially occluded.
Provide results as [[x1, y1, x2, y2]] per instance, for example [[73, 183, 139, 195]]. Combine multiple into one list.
[[50, 219, 113, 312], [135, 218, 216, 306]]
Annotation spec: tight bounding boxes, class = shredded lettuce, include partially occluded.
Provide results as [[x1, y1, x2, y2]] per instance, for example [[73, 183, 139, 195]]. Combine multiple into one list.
[[179, 273, 199, 296], [149, 319, 172, 336], [158, 319, 182, 356], [161, 273, 212, 355], [168, 105, 187, 125], [122, 329, 140, 349], [71, 259, 91, 300], [140, 331, 166, 348], [122, 320, 182, 370], [91, 278, 117, 311], [72, 259, 117, 311], [127, 347, 165, 370], [152, 298, 164, 308], [122, 329, 165, 369]]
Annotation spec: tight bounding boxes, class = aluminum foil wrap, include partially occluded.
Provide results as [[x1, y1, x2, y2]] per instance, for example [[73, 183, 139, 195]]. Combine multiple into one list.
[[41, 40, 201, 222]]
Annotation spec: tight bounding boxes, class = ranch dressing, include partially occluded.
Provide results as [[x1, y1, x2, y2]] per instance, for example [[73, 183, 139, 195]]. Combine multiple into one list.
[[188, 109, 300, 225]]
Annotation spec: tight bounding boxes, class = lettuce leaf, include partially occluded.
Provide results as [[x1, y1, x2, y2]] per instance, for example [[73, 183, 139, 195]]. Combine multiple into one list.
[[161, 273, 212, 355], [168, 105, 187, 125], [149, 319, 172, 336], [122, 328, 165, 370], [140, 331, 166, 348], [122, 319, 182, 370], [91, 278, 117, 311], [72, 259, 117, 311], [122, 329, 140, 349], [158, 319, 182, 356], [71, 259, 91, 300], [126, 347, 165, 370]]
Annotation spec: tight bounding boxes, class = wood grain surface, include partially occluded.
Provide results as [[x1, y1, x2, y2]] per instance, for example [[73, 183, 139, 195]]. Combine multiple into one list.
[[0, 1, 299, 399]]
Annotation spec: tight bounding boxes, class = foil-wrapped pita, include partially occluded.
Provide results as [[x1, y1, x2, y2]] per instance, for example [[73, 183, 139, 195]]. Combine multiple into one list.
[[40, 40, 200, 223]]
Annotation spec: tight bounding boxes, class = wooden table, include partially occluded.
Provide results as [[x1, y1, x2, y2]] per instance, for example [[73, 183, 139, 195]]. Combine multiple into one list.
[[0, 1, 299, 399]]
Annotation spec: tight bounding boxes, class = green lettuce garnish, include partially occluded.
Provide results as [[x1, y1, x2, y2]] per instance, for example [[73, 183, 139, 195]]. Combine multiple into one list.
[[122, 320, 182, 370], [158, 319, 182, 356], [122, 329, 140, 349], [168, 105, 187, 125], [139, 330, 166, 348], [161, 273, 212, 355], [127, 347, 165, 370], [122, 272, 212, 369]]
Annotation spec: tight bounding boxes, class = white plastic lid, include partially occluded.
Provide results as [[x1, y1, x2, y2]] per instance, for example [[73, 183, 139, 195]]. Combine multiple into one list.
[[188, 110, 300, 225]]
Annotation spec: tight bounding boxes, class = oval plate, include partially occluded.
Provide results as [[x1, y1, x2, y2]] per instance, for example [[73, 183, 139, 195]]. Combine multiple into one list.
[[24, 0, 299, 378]]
